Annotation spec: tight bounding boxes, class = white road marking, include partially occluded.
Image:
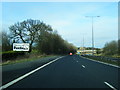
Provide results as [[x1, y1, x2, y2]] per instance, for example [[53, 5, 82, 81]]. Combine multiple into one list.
[[72, 57, 75, 60], [0, 56, 64, 90], [82, 65, 85, 68], [81, 56, 120, 68], [104, 82, 117, 90]]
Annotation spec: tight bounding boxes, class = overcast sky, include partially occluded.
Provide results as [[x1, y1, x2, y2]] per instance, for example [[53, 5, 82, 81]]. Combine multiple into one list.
[[1, 2, 118, 48]]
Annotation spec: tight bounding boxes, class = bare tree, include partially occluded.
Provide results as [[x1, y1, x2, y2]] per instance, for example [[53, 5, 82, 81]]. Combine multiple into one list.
[[9, 19, 53, 52], [2, 31, 11, 51]]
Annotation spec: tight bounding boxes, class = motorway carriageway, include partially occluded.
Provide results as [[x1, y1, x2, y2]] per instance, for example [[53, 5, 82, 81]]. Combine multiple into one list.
[[1, 55, 119, 89]]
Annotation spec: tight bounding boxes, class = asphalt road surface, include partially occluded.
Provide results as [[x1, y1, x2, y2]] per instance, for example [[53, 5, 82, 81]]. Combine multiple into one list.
[[1, 55, 120, 89]]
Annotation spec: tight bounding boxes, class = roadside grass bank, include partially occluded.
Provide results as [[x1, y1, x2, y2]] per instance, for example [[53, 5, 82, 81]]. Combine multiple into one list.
[[1, 52, 61, 66], [81, 55, 120, 67], [94, 54, 120, 58]]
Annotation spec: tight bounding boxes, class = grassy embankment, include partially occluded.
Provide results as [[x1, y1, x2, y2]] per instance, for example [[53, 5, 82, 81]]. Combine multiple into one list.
[[0, 50, 60, 66], [81, 54, 120, 67]]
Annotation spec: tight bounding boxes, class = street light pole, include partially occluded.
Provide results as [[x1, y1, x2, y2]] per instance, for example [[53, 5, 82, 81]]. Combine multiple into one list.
[[85, 16, 100, 55], [92, 17, 94, 55], [83, 35, 84, 55]]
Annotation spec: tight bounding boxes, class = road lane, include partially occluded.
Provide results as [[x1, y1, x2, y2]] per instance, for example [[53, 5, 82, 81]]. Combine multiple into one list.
[[6, 55, 116, 88], [2, 56, 60, 86], [1, 56, 64, 89], [77, 55, 119, 89]]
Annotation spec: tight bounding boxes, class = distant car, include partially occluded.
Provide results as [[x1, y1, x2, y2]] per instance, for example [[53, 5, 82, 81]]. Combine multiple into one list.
[[69, 53, 73, 55]]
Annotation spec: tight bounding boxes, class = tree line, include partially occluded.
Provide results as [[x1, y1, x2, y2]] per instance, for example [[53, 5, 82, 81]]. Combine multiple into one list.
[[77, 40, 119, 56], [103, 40, 119, 56], [2, 19, 76, 55]]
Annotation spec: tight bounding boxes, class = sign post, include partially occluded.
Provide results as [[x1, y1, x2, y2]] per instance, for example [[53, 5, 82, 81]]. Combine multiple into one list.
[[13, 43, 30, 51]]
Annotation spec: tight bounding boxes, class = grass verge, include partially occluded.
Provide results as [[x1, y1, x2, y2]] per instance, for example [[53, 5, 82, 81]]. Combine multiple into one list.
[[0, 54, 59, 66], [81, 55, 120, 67]]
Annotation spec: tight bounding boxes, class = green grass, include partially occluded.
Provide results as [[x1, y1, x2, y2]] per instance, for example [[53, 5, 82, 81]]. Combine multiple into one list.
[[1, 50, 59, 66], [2, 51, 14, 53], [0, 54, 58, 66], [82, 55, 120, 67], [95, 54, 120, 58]]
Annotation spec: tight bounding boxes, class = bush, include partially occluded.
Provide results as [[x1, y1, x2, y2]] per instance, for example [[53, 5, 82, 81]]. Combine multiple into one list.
[[103, 40, 118, 55], [2, 51, 25, 61]]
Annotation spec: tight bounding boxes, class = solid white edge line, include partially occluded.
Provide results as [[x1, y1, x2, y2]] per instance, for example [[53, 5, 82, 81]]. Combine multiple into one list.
[[0, 56, 64, 90], [82, 65, 85, 68], [104, 82, 117, 90], [80, 56, 120, 68]]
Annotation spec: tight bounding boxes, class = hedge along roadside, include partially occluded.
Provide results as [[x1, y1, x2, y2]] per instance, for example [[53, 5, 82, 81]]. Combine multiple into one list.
[[2, 51, 27, 62]]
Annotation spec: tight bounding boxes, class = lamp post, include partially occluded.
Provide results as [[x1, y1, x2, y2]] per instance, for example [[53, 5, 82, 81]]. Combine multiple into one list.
[[85, 16, 100, 55]]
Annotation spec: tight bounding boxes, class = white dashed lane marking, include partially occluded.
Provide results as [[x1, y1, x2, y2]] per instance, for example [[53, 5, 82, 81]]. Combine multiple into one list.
[[82, 65, 85, 68]]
